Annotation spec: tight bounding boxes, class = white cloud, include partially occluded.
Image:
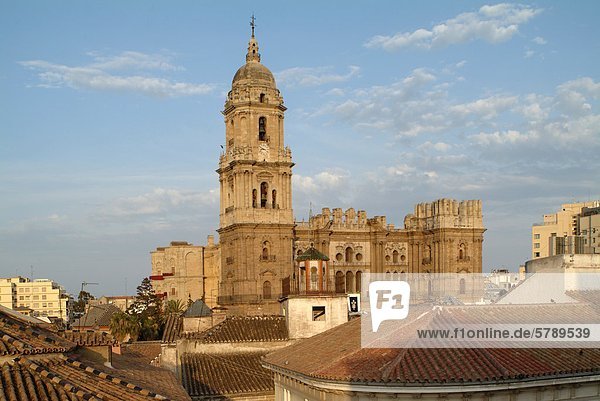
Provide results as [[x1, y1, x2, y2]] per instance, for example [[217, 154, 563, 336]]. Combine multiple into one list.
[[20, 51, 213, 97], [99, 188, 218, 218], [292, 170, 349, 194], [276, 65, 360, 87], [532, 36, 547, 45], [365, 3, 542, 51], [87, 51, 183, 71], [470, 129, 534, 145], [524, 49, 535, 58], [449, 95, 518, 119], [418, 141, 452, 152]]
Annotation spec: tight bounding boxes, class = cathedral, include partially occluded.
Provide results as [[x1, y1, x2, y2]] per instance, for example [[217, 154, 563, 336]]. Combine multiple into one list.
[[150, 27, 485, 313]]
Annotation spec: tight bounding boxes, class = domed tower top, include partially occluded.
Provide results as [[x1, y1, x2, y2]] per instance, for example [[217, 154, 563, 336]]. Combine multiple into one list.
[[231, 15, 277, 90]]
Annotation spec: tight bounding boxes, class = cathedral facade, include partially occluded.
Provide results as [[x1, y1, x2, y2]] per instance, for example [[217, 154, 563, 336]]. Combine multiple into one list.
[[150, 29, 485, 310]]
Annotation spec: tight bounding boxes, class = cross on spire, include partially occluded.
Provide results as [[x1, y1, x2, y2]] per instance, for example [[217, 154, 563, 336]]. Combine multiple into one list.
[[250, 14, 256, 37]]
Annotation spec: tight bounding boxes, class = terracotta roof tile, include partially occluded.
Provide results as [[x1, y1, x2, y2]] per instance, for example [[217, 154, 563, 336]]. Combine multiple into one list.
[[58, 330, 117, 346], [0, 312, 75, 356], [84, 351, 192, 401], [122, 342, 162, 363], [264, 305, 600, 385], [181, 352, 273, 397], [161, 315, 182, 343], [71, 304, 121, 329], [183, 315, 288, 343], [1, 355, 180, 400]]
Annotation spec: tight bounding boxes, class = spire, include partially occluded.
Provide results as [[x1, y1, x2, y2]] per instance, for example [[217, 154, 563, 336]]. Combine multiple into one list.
[[246, 14, 261, 63]]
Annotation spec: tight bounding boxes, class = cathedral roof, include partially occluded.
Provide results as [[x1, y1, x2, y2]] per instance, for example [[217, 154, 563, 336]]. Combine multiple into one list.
[[232, 26, 276, 89], [296, 246, 330, 262]]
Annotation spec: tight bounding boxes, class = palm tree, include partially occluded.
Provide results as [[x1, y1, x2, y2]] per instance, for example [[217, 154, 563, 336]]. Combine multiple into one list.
[[164, 299, 185, 315], [110, 312, 140, 343]]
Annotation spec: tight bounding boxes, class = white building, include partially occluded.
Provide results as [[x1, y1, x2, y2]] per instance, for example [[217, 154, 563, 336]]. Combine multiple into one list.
[[1, 276, 70, 322]]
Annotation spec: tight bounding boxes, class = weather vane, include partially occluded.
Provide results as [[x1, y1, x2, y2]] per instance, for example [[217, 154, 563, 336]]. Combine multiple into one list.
[[250, 14, 256, 37]]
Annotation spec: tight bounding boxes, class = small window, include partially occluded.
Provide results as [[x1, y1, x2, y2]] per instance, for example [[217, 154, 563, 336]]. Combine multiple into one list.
[[260, 182, 268, 208], [355, 253, 363, 261], [336, 253, 343, 262], [259, 93, 265, 103], [259, 117, 266, 141], [534, 233, 540, 239], [534, 252, 540, 257], [312, 306, 326, 321], [534, 243, 540, 249]]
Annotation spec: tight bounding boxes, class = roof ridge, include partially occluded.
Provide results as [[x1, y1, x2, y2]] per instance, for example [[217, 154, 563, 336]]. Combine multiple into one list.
[[61, 355, 170, 400]]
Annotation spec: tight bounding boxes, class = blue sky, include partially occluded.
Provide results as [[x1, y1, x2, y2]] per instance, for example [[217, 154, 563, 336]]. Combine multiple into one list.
[[1, 1, 599, 297]]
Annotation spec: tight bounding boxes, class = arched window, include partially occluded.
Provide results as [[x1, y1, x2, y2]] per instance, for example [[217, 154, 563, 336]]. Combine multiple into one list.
[[346, 271, 355, 293], [355, 253, 363, 261], [259, 117, 266, 141], [355, 271, 362, 292], [252, 189, 257, 208], [263, 281, 272, 299], [345, 247, 353, 263], [459, 243, 466, 260], [336, 253, 343, 262], [272, 189, 277, 209], [335, 271, 345, 293], [260, 182, 268, 208], [393, 250, 399, 263], [459, 278, 466, 295], [262, 241, 270, 261]]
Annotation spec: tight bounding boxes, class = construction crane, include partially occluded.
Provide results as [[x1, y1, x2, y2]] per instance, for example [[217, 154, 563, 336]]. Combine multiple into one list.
[[80, 281, 99, 295]]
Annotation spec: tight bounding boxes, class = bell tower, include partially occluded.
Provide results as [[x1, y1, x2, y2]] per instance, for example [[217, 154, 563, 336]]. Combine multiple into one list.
[[217, 20, 295, 309]]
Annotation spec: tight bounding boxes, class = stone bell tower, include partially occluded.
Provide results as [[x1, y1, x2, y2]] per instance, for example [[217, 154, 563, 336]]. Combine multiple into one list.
[[217, 21, 295, 309]]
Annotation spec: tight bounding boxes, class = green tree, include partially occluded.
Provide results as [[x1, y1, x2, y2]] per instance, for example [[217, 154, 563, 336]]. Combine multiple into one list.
[[126, 277, 164, 340], [109, 312, 139, 343], [72, 290, 95, 318], [165, 299, 185, 315]]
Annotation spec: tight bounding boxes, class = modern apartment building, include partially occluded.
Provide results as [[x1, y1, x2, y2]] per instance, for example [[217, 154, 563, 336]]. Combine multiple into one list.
[[0, 276, 70, 322], [531, 201, 600, 259]]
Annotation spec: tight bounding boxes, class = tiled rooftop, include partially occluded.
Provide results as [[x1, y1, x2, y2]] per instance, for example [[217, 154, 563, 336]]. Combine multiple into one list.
[[264, 306, 600, 385], [0, 308, 190, 401], [181, 352, 273, 397], [1, 355, 180, 400], [183, 315, 288, 343], [71, 304, 121, 329], [58, 329, 117, 346], [0, 312, 75, 356], [162, 314, 182, 343]]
